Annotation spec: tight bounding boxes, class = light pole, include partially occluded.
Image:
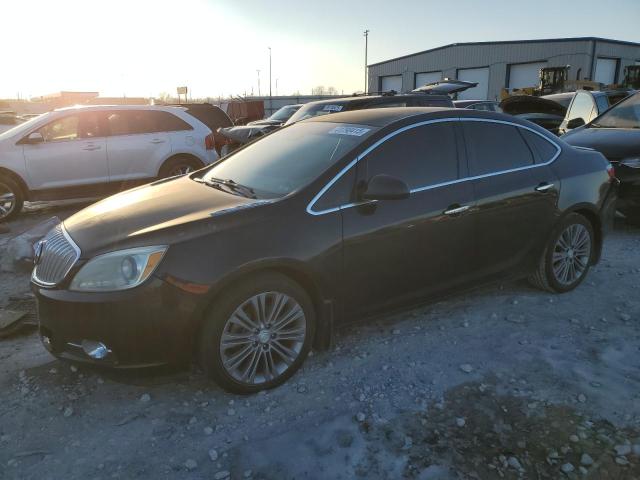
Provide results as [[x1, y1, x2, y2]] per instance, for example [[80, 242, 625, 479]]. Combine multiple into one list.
[[364, 29, 369, 94], [256, 69, 261, 96], [268, 46, 272, 116]]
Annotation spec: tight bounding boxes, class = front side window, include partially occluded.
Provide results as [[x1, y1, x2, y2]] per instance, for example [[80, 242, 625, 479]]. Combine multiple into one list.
[[592, 92, 640, 128], [201, 122, 376, 198], [364, 122, 459, 188], [463, 122, 534, 176], [567, 92, 595, 125], [37, 113, 101, 142]]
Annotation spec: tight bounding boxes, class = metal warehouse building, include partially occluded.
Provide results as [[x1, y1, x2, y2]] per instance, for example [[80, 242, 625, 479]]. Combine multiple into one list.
[[368, 37, 640, 100]]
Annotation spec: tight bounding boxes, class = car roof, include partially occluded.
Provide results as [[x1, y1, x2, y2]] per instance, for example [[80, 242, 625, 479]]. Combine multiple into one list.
[[453, 100, 495, 107], [305, 106, 516, 128], [53, 104, 185, 113], [303, 93, 448, 107]]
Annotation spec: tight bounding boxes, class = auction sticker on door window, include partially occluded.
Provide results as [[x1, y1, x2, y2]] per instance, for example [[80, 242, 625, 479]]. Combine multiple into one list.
[[328, 126, 371, 136], [322, 105, 344, 112]]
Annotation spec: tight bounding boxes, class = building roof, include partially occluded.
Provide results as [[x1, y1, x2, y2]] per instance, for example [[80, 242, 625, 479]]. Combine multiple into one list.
[[368, 37, 640, 68]]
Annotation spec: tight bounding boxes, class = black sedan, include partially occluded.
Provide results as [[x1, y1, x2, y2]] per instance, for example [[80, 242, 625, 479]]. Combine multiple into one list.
[[31, 108, 616, 393], [563, 92, 640, 223]]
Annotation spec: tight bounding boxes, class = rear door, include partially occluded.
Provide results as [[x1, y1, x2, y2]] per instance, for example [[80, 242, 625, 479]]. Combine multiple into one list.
[[105, 110, 172, 183], [23, 112, 108, 190], [341, 120, 476, 316], [462, 120, 560, 277]]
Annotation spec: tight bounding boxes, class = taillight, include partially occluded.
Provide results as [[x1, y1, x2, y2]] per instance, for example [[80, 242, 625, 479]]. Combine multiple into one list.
[[205, 133, 215, 151], [607, 163, 616, 181]]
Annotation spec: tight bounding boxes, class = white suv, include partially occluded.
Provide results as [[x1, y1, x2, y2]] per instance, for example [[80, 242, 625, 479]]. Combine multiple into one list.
[[0, 105, 219, 220]]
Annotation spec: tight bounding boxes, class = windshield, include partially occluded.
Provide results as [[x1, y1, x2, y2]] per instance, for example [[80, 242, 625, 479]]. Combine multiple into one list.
[[200, 121, 376, 198], [0, 113, 48, 141], [269, 105, 300, 122], [592, 92, 640, 128], [285, 102, 346, 125]]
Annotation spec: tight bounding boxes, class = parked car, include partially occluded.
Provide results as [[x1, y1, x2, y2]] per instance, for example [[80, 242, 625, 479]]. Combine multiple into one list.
[[32, 107, 616, 393], [562, 91, 640, 224], [248, 104, 302, 127], [0, 105, 218, 221], [500, 93, 573, 134], [558, 89, 634, 135], [454, 100, 502, 112], [0, 111, 26, 134], [215, 87, 471, 155]]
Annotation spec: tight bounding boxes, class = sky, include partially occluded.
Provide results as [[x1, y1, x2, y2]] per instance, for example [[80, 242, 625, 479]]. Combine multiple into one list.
[[2, 0, 639, 100]]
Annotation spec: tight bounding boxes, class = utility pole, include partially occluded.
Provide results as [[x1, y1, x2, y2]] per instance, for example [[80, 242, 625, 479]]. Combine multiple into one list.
[[256, 69, 261, 96], [268, 46, 272, 116], [276, 78, 279, 96], [363, 29, 369, 94]]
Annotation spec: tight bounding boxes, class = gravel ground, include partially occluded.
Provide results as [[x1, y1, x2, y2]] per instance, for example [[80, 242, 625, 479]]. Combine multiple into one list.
[[0, 203, 639, 480]]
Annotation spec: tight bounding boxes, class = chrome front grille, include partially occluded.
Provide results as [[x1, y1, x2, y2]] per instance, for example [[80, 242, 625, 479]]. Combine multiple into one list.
[[32, 224, 80, 286]]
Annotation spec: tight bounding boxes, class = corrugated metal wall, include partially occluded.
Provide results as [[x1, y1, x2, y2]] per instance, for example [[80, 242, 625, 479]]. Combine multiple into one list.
[[368, 39, 640, 100]]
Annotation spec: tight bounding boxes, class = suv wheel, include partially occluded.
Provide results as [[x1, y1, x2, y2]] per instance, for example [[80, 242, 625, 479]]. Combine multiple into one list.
[[199, 273, 315, 394], [529, 213, 594, 293], [159, 156, 203, 178], [0, 176, 24, 222]]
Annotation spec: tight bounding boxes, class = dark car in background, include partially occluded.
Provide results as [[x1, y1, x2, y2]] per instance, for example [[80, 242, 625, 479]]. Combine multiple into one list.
[[563, 92, 640, 223], [454, 100, 502, 112], [557, 89, 634, 135], [32, 107, 616, 394], [248, 104, 302, 127], [500, 93, 573, 134]]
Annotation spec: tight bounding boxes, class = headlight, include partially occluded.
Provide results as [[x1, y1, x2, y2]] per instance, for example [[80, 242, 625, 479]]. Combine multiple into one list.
[[70, 246, 167, 292], [620, 157, 640, 169]]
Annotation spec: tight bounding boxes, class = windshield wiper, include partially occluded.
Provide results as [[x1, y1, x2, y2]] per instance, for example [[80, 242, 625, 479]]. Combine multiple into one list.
[[195, 177, 257, 199]]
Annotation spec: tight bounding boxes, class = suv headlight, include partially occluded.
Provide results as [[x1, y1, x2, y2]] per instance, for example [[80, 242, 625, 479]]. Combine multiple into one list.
[[620, 157, 640, 169], [70, 246, 167, 292]]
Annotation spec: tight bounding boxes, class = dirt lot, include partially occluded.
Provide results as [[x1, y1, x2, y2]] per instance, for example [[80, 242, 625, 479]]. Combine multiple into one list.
[[0, 203, 639, 480]]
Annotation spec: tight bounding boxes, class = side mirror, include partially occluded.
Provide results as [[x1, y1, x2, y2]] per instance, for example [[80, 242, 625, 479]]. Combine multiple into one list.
[[362, 174, 410, 201], [25, 132, 44, 144], [566, 117, 586, 130]]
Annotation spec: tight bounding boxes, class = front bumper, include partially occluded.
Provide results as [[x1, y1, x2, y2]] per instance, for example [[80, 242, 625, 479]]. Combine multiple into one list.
[[33, 277, 207, 368]]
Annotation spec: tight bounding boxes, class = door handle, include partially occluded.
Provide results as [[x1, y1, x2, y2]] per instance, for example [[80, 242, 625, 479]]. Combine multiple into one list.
[[82, 145, 101, 151], [150, 139, 165, 144], [443, 205, 470, 216], [535, 183, 554, 192]]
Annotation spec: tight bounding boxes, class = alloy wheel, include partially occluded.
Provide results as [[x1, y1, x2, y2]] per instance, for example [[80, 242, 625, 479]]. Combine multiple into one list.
[[0, 182, 16, 220], [551, 223, 591, 286], [219, 292, 307, 385], [169, 165, 193, 176]]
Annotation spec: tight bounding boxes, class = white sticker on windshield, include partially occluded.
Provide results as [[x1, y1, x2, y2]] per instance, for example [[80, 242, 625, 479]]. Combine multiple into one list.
[[328, 126, 371, 136], [322, 105, 344, 112]]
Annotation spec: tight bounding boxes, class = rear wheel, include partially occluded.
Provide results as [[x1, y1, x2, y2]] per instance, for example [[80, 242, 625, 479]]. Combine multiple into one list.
[[529, 213, 594, 293], [199, 272, 315, 394], [159, 156, 203, 178], [0, 176, 24, 222]]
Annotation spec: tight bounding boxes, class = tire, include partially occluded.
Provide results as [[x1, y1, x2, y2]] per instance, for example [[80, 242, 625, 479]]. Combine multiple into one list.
[[199, 272, 316, 394], [158, 156, 204, 178], [528, 213, 594, 293], [0, 176, 24, 222]]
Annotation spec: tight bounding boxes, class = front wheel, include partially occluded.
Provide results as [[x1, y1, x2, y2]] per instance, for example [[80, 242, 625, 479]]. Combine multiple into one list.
[[529, 213, 594, 293], [199, 273, 315, 394], [0, 176, 24, 222]]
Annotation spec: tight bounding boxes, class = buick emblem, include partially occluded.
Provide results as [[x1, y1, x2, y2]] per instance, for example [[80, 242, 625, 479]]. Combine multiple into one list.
[[34, 239, 46, 265]]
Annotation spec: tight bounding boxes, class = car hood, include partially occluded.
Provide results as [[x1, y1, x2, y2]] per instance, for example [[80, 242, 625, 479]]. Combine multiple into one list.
[[412, 80, 478, 95], [217, 125, 273, 144], [562, 127, 640, 160], [499, 95, 567, 116], [64, 175, 266, 254]]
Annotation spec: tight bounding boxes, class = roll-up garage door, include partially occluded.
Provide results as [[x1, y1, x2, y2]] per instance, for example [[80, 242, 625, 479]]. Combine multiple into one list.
[[380, 75, 403, 93], [415, 71, 442, 89], [509, 62, 547, 90], [594, 58, 618, 85], [457, 67, 489, 100]]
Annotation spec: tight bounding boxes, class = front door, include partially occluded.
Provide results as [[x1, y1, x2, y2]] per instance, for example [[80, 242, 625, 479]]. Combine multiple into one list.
[[23, 112, 108, 191], [340, 120, 476, 317]]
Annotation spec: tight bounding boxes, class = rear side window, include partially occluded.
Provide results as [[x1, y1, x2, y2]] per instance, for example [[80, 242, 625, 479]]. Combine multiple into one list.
[[107, 110, 191, 136], [463, 122, 534, 176], [520, 129, 558, 164], [365, 122, 459, 188]]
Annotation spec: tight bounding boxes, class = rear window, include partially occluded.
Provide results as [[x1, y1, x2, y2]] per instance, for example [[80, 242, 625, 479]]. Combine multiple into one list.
[[520, 129, 558, 163], [285, 103, 347, 125]]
